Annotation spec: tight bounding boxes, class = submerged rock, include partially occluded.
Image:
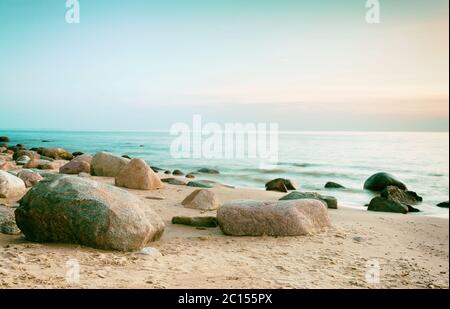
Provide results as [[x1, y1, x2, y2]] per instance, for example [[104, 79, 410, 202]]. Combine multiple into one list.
[[172, 216, 218, 228], [436, 201, 449, 208], [162, 178, 187, 186], [15, 176, 165, 251], [197, 168, 220, 174], [364, 172, 407, 191], [324, 181, 345, 189], [279, 191, 338, 209], [91, 152, 130, 177], [181, 189, 220, 210], [187, 181, 213, 188], [217, 199, 331, 236], [115, 158, 163, 190], [265, 178, 297, 192], [0, 170, 26, 198], [367, 197, 408, 214], [0, 136, 10, 142]]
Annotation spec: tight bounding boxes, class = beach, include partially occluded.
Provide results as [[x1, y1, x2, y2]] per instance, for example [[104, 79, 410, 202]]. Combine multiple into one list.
[[1, 173, 448, 289]]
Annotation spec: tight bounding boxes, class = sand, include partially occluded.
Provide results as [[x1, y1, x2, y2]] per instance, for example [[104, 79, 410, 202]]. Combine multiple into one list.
[[0, 174, 448, 289]]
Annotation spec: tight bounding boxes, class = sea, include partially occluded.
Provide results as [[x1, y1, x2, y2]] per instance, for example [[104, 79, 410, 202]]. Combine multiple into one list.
[[2, 130, 448, 218]]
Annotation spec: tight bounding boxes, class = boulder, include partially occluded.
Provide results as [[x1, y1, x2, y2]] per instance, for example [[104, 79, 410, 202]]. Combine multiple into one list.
[[115, 159, 163, 190], [0, 136, 10, 142], [15, 176, 165, 251], [172, 216, 218, 228], [91, 152, 130, 177], [436, 201, 449, 208], [279, 191, 338, 209], [181, 189, 220, 210], [0, 160, 17, 171], [0, 146, 7, 153], [197, 168, 220, 174], [39, 160, 68, 170], [0, 170, 26, 198], [16, 169, 43, 187], [173, 169, 184, 176], [13, 149, 40, 161], [367, 197, 408, 214], [16, 155, 31, 165], [325, 181, 345, 189], [24, 158, 40, 169], [59, 154, 92, 175], [72, 151, 84, 157], [186, 173, 195, 179], [39, 148, 73, 160], [0, 205, 21, 235], [380, 186, 422, 205], [217, 199, 331, 236], [164, 170, 171, 174], [364, 172, 407, 191], [265, 178, 297, 192], [187, 181, 213, 188]]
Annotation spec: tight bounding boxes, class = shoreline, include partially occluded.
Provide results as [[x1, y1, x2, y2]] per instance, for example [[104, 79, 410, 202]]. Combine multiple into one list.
[[1, 176, 448, 288]]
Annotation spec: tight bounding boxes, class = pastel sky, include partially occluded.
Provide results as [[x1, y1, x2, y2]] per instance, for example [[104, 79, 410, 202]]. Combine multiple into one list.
[[0, 0, 448, 131]]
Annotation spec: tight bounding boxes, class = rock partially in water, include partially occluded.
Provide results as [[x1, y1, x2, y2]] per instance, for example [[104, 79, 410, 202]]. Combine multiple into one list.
[[217, 199, 331, 236], [380, 186, 422, 205], [197, 168, 220, 174], [162, 178, 187, 186], [368, 197, 408, 214], [265, 178, 297, 193], [436, 201, 449, 208], [15, 176, 165, 251], [364, 172, 407, 191], [173, 169, 184, 176], [0, 136, 10, 142], [324, 181, 345, 189], [280, 191, 338, 209], [172, 216, 218, 228], [187, 180, 213, 188]]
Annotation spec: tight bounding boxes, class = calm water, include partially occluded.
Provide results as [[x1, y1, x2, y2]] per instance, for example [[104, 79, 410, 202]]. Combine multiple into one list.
[[2, 130, 449, 217]]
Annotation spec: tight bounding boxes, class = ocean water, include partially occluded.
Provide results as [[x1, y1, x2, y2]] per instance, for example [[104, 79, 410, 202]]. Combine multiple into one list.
[[2, 130, 449, 217]]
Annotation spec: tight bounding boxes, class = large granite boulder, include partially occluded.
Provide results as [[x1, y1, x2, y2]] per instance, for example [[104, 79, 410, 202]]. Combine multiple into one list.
[[364, 172, 407, 191], [280, 191, 338, 209], [16, 169, 44, 188], [59, 154, 93, 175], [115, 159, 163, 190], [39, 148, 73, 160], [13, 149, 40, 161], [181, 189, 220, 210], [217, 199, 331, 236], [265, 178, 297, 193], [15, 176, 164, 251], [0, 170, 26, 198], [91, 152, 130, 177]]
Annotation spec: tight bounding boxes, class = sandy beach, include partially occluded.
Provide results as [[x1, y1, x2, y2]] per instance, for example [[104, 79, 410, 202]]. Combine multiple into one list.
[[1, 173, 448, 289]]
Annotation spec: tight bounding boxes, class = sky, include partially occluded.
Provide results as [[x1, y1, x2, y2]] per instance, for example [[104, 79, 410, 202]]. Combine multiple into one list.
[[0, 0, 448, 131]]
